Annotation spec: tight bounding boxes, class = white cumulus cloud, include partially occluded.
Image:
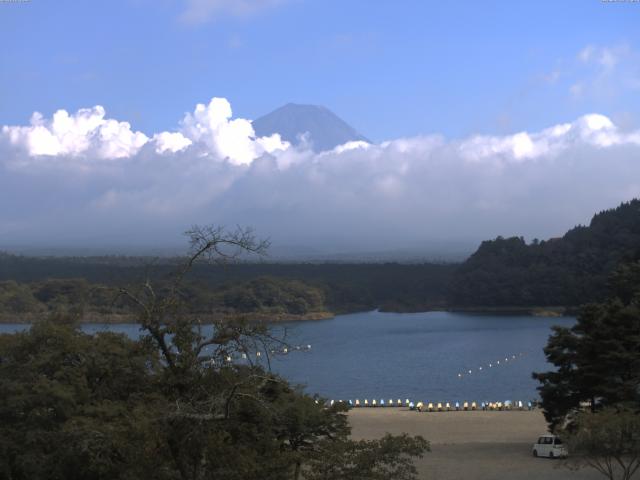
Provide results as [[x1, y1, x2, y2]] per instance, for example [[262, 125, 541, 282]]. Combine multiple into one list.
[[1, 106, 148, 160], [179, 97, 289, 165], [459, 113, 638, 164], [1, 97, 289, 167], [1, 97, 640, 253], [153, 131, 192, 154]]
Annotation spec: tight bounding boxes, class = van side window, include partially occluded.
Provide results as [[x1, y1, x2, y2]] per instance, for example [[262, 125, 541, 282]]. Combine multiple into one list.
[[544, 437, 553, 445], [538, 437, 545, 444]]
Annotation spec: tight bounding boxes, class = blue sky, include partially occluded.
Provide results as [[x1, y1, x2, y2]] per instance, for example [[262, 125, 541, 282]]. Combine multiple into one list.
[[2, 0, 640, 252], [2, 0, 639, 142]]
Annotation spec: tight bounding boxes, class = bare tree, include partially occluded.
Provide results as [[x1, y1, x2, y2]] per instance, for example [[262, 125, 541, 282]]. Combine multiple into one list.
[[117, 225, 289, 420]]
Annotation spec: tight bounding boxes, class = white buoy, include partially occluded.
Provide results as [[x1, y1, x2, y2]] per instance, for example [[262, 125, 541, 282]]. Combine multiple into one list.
[[307, 344, 311, 349], [468, 370, 472, 374], [256, 351, 261, 357], [283, 348, 288, 354], [458, 373, 462, 378], [479, 366, 483, 370]]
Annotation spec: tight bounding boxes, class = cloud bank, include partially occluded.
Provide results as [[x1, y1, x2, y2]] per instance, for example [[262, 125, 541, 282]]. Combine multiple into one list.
[[2, 97, 640, 254]]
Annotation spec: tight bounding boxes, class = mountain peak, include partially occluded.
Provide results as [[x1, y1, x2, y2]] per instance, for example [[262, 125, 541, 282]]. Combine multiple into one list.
[[253, 103, 369, 152]]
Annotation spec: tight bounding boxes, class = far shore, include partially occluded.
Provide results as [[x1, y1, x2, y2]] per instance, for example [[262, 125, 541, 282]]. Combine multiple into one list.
[[0, 305, 578, 325], [0, 311, 335, 325], [445, 305, 575, 317]]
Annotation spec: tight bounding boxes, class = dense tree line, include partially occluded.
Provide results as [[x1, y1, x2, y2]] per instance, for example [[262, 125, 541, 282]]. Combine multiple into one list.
[[533, 259, 640, 430], [0, 277, 329, 322], [0, 257, 455, 319], [450, 199, 640, 308], [0, 227, 430, 480], [533, 260, 640, 479], [0, 321, 429, 480], [2, 199, 639, 318]]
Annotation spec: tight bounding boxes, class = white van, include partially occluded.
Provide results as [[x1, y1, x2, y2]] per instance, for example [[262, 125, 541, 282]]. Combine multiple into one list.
[[532, 434, 567, 458]]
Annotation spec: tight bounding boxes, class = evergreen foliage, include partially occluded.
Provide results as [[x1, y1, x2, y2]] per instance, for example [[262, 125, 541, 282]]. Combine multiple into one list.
[[533, 260, 640, 430], [0, 226, 429, 480], [450, 200, 640, 307]]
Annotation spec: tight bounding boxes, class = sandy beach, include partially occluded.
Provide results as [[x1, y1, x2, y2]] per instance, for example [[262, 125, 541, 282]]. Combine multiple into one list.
[[348, 409, 601, 480]]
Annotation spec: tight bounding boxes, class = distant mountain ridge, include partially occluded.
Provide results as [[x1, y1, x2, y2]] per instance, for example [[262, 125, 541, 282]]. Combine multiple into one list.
[[253, 103, 369, 152]]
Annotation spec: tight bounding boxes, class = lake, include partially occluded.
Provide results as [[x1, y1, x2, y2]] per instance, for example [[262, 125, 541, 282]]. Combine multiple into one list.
[[0, 311, 572, 404]]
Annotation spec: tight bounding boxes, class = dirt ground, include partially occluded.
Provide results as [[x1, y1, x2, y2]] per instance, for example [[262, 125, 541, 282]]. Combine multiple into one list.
[[348, 408, 602, 480]]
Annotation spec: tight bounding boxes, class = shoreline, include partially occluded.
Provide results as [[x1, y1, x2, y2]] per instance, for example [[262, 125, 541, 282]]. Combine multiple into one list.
[[0, 310, 336, 325], [0, 305, 576, 325]]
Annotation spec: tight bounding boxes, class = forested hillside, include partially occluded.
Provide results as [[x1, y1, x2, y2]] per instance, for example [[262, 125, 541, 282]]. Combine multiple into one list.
[[449, 199, 640, 308], [2, 199, 639, 320]]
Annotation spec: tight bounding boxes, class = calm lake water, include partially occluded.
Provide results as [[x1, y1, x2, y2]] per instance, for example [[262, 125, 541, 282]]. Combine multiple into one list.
[[0, 311, 573, 403]]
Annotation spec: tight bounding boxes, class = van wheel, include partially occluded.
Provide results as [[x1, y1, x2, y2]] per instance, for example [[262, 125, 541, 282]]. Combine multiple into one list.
[[533, 450, 538, 457], [549, 452, 554, 459]]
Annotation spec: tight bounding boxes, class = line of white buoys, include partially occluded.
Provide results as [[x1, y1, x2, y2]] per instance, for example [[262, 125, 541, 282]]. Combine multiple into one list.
[[216, 344, 313, 363], [457, 352, 527, 378]]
